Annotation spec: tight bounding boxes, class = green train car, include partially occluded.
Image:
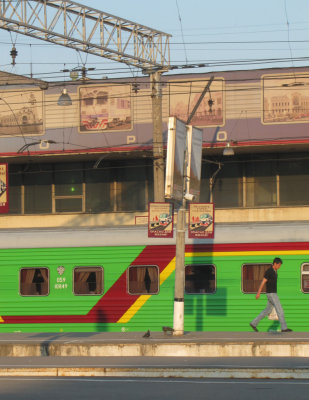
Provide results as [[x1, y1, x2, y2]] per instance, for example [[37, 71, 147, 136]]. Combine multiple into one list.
[[0, 222, 308, 333]]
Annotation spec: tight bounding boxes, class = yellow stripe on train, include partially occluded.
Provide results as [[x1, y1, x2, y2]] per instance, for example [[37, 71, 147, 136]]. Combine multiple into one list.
[[117, 257, 176, 324], [186, 250, 309, 257]]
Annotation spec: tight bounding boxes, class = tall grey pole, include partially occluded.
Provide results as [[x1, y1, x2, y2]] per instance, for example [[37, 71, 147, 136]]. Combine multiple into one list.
[[173, 127, 189, 336], [172, 78, 214, 335], [151, 71, 165, 202], [173, 199, 186, 335]]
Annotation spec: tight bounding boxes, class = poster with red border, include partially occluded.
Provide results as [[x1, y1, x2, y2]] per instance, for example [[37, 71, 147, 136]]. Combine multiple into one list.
[[148, 202, 174, 238], [188, 203, 214, 239], [0, 163, 8, 213]]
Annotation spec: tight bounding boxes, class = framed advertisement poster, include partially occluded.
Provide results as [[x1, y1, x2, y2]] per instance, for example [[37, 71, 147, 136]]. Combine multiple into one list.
[[0, 163, 8, 213], [148, 202, 174, 238], [188, 203, 214, 239]]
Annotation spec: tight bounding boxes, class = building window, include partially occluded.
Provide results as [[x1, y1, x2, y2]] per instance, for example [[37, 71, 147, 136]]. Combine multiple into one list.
[[54, 163, 84, 212], [278, 159, 309, 206], [301, 264, 309, 293], [245, 161, 277, 207], [242, 263, 271, 293], [73, 267, 103, 295], [24, 164, 52, 214], [212, 163, 243, 208], [128, 265, 159, 295], [8, 153, 309, 215], [8, 164, 22, 214], [85, 161, 114, 213], [20, 268, 49, 296], [185, 264, 216, 294], [116, 161, 151, 212]]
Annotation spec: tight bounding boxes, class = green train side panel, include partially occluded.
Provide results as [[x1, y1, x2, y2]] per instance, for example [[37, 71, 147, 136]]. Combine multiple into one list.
[[0, 247, 308, 333], [182, 254, 309, 332], [0, 246, 145, 332]]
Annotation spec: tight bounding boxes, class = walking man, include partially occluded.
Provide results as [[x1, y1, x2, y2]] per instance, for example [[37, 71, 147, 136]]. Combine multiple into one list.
[[250, 257, 292, 332]]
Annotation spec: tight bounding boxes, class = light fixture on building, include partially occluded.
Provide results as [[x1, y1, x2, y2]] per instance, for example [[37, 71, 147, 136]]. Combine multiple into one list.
[[57, 88, 72, 106], [223, 142, 235, 156]]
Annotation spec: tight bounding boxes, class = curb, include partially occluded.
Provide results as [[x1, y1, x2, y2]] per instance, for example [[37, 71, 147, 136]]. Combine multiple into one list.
[[0, 367, 308, 379], [2, 342, 309, 357]]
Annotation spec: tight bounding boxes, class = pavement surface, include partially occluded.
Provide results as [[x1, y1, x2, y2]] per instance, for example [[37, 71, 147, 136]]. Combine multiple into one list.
[[0, 331, 308, 378]]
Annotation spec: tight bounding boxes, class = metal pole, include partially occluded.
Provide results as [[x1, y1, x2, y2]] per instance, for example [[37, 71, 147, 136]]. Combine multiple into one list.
[[173, 199, 186, 335], [172, 76, 215, 335], [173, 125, 189, 336], [151, 71, 165, 202]]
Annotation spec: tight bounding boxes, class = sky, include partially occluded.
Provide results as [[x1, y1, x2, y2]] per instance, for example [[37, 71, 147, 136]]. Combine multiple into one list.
[[1, 0, 309, 81]]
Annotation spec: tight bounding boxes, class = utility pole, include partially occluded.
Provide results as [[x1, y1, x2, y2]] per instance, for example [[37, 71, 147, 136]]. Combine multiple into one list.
[[151, 71, 165, 202], [173, 197, 186, 335], [173, 77, 214, 336]]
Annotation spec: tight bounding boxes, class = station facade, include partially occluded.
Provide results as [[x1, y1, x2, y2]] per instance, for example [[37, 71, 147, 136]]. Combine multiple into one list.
[[1, 66, 309, 228]]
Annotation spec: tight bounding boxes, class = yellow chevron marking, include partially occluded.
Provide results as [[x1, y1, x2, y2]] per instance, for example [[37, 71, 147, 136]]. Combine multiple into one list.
[[117, 257, 176, 324], [117, 295, 151, 324], [0, 316, 4, 323]]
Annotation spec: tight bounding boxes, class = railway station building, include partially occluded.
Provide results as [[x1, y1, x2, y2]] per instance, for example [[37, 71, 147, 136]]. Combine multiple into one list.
[[1, 66, 309, 228]]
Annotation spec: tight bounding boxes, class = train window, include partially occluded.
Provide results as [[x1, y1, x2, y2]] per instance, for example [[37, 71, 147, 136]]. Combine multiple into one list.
[[301, 264, 309, 293], [128, 266, 159, 295], [242, 264, 271, 293], [20, 268, 49, 296], [185, 264, 216, 294], [73, 267, 103, 295]]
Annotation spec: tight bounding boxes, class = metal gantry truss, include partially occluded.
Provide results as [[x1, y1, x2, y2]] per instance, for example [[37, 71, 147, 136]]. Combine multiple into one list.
[[0, 0, 171, 71]]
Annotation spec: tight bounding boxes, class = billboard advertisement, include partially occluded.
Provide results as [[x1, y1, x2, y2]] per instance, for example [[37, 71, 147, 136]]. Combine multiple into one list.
[[263, 72, 309, 124], [169, 78, 224, 127], [188, 203, 214, 239], [0, 90, 44, 137], [79, 84, 132, 132], [0, 163, 8, 213], [148, 202, 174, 238]]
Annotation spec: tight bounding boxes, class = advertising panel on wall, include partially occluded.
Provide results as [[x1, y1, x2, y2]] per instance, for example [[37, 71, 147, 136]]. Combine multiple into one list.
[[0, 163, 8, 213], [2, 67, 309, 157], [0, 89, 44, 137], [262, 72, 309, 124], [148, 202, 174, 238], [188, 203, 214, 239], [79, 84, 132, 132], [169, 78, 225, 127]]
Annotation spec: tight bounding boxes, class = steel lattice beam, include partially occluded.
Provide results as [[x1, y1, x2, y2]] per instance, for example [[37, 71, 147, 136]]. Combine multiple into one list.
[[0, 0, 171, 70]]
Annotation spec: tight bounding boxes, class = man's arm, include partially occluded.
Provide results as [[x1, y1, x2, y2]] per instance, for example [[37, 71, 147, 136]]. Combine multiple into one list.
[[256, 278, 267, 299]]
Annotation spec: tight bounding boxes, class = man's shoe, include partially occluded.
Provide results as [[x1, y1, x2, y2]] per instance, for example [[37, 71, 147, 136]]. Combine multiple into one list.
[[282, 328, 293, 332], [250, 323, 258, 332]]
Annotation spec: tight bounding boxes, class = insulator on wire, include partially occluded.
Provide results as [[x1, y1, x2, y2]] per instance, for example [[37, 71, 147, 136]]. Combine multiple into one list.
[[10, 46, 18, 66]]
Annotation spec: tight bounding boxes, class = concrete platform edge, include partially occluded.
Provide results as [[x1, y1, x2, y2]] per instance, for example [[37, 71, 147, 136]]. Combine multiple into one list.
[[0, 367, 308, 379], [2, 342, 309, 357]]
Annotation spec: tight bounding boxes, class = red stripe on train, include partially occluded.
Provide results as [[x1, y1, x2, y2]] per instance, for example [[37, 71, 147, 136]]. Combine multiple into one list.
[[2, 245, 175, 325]]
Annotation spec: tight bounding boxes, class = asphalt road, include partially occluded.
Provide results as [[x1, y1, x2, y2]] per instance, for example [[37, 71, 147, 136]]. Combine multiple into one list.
[[0, 356, 309, 369], [1, 377, 309, 400]]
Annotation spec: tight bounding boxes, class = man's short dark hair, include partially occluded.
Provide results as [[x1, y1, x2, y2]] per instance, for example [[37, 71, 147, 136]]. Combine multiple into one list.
[[273, 257, 283, 265]]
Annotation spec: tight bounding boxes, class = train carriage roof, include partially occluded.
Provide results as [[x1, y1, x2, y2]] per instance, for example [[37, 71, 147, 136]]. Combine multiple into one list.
[[0, 222, 308, 249]]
